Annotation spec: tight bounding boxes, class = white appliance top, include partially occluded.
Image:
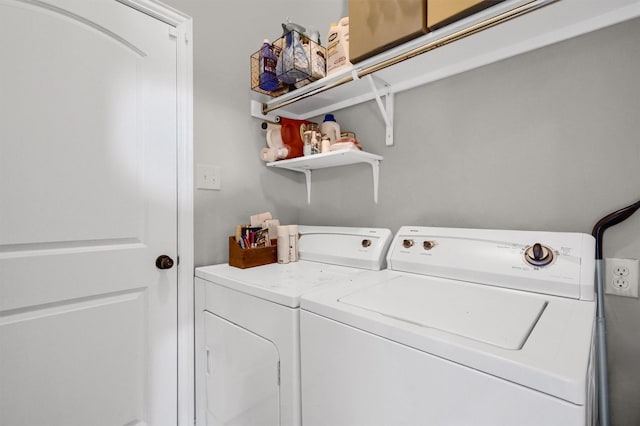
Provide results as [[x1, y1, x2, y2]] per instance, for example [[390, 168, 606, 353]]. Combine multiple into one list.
[[195, 226, 392, 308], [339, 275, 546, 350], [301, 226, 597, 405]]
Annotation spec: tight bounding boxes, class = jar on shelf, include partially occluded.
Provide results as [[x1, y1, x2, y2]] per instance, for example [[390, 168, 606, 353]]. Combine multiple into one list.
[[303, 123, 320, 156]]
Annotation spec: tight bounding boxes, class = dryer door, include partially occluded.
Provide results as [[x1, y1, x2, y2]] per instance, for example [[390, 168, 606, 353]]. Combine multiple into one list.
[[204, 311, 280, 426]]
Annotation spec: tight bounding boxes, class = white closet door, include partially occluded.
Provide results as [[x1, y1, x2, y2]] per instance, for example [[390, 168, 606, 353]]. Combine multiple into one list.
[[0, 0, 178, 425], [204, 312, 280, 426]]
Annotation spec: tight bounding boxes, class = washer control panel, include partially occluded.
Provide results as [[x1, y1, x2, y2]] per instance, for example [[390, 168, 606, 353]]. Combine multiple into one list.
[[523, 243, 556, 267], [387, 226, 595, 300]]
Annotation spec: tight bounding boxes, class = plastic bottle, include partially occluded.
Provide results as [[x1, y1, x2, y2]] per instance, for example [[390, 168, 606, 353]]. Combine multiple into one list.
[[321, 135, 331, 153], [321, 114, 341, 144], [288, 224, 299, 262], [277, 226, 290, 264], [280, 117, 314, 159], [259, 39, 279, 91], [326, 17, 351, 75]]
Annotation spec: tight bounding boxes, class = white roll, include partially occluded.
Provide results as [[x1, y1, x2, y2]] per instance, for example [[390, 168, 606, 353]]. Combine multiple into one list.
[[288, 224, 299, 262], [277, 225, 290, 264]]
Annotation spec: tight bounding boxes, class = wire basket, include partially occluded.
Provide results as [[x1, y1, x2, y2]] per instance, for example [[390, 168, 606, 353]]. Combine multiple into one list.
[[251, 30, 326, 97]]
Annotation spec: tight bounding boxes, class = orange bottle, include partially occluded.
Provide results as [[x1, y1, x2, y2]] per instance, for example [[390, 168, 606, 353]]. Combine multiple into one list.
[[279, 117, 317, 159]]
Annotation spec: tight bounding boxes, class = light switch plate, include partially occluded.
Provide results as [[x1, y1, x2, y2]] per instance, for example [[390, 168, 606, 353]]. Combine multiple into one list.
[[197, 164, 221, 190]]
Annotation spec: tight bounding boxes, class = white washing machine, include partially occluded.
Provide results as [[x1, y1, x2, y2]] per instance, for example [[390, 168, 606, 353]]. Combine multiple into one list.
[[300, 226, 597, 426], [194, 226, 392, 426]]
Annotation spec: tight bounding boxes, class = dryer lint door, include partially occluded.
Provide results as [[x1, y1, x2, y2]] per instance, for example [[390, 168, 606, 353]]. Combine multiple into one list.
[[204, 312, 280, 425]]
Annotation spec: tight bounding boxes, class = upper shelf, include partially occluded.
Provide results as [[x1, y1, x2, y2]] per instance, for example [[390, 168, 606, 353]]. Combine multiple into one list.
[[251, 0, 640, 121]]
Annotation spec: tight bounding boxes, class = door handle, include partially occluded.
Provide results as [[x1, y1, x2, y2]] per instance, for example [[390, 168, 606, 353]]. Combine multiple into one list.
[[205, 347, 212, 376], [155, 255, 174, 270]]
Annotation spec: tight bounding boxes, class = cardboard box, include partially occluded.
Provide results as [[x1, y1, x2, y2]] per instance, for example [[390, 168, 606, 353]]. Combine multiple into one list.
[[429, 0, 504, 29], [349, 0, 504, 63]]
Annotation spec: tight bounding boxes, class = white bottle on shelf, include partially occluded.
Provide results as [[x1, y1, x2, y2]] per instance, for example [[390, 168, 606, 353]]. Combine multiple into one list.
[[326, 17, 351, 75], [321, 114, 341, 144]]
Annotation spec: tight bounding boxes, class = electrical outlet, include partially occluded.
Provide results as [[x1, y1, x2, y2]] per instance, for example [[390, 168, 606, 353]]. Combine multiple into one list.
[[196, 164, 221, 190], [605, 258, 639, 298]]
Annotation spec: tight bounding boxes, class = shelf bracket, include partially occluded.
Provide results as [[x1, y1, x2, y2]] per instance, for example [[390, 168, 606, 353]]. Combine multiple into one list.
[[267, 150, 382, 204], [250, 99, 285, 123], [301, 162, 379, 204], [366, 75, 394, 147]]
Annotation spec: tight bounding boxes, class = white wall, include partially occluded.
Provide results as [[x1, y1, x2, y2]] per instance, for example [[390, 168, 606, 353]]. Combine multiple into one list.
[[164, 1, 640, 423], [164, 0, 344, 266]]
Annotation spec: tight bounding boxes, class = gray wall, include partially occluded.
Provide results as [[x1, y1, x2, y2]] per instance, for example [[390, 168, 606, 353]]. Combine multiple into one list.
[[165, 1, 639, 423]]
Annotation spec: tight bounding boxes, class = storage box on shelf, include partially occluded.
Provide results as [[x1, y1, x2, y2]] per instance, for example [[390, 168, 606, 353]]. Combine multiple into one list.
[[251, 30, 327, 98], [349, 0, 505, 63]]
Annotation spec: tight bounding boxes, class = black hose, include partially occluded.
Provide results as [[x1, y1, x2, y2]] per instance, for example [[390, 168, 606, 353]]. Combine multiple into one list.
[[590, 198, 640, 426], [592, 199, 640, 258]]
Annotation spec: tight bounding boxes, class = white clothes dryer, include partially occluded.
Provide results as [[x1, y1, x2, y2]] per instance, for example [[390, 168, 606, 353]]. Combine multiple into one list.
[[194, 226, 392, 426], [300, 226, 597, 426]]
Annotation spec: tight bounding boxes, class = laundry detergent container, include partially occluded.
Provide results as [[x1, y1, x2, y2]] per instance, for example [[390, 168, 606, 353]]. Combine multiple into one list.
[[349, 0, 505, 63]]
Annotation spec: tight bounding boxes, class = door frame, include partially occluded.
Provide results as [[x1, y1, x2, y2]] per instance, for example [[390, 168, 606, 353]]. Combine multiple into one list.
[[117, 1, 194, 425]]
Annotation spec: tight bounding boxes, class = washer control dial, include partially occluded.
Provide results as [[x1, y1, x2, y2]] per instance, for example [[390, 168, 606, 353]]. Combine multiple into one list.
[[423, 240, 436, 250], [523, 243, 555, 267]]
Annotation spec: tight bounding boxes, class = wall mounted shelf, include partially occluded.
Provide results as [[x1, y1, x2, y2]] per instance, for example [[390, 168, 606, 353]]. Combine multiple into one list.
[[251, 0, 640, 146], [266, 149, 383, 204]]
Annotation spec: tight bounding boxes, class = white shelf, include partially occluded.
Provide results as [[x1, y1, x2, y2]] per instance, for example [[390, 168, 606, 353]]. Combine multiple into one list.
[[266, 149, 383, 204], [251, 0, 640, 142], [257, 0, 640, 204]]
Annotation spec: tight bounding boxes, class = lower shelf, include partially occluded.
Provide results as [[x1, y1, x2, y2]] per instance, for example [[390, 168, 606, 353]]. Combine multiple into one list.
[[266, 149, 383, 204]]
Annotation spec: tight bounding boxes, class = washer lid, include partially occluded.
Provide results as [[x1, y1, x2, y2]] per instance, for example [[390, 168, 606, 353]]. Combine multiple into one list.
[[338, 275, 547, 350]]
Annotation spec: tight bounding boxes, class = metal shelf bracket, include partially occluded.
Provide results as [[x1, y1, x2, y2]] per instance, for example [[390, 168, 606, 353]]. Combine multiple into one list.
[[266, 149, 383, 204], [251, 99, 284, 122], [366, 75, 394, 146], [300, 163, 379, 205]]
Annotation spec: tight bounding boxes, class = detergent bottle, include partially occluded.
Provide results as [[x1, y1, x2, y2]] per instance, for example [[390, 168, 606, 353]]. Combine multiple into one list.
[[258, 39, 279, 91], [326, 17, 351, 75], [321, 114, 341, 144]]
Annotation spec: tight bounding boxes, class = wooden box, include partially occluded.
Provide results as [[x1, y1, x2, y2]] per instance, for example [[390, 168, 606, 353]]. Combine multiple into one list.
[[228, 236, 277, 269]]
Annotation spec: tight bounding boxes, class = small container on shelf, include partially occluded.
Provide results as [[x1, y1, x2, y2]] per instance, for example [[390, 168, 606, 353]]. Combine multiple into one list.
[[251, 29, 327, 97]]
